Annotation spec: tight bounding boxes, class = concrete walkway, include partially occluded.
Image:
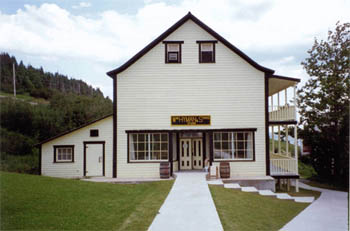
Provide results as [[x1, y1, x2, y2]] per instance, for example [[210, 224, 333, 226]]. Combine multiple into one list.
[[148, 172, 223, 231], [282, 182, 348, 231]]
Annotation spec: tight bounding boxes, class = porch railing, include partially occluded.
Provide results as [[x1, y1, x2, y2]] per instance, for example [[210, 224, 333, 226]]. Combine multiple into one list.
[[270, 158, 297, 175], [269, 105, 296, 122]]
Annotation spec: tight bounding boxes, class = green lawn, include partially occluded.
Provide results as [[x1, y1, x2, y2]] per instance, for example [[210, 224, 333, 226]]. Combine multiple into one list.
[[209, 185, 317, 231], [0, 172, 173, 230]]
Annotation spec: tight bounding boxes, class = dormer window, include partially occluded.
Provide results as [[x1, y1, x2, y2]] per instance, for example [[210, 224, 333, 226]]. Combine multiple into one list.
[[163, 41, 183, 63], [197, 40, 217, 63]]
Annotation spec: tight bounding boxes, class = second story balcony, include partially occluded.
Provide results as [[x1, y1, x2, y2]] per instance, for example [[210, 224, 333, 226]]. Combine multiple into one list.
[[268, 75, 299, 123], [269, 105, 296, 122]]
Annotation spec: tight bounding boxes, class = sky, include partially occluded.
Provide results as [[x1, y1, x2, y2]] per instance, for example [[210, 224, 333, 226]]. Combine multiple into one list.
[[1, 0, 349, 99]]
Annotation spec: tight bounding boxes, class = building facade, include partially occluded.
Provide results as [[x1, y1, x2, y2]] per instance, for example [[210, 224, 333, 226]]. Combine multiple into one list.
[[39, 13, 300, 183]]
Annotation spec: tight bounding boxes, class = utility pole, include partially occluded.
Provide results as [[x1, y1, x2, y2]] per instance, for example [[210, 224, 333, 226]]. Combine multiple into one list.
[[13, 63, 16, 97]]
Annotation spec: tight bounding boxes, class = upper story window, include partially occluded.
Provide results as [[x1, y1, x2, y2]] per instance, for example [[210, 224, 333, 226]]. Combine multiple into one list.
[[197, 40, 217, 63], [163, 41, 184, 63], [90, 129, 99, 137]]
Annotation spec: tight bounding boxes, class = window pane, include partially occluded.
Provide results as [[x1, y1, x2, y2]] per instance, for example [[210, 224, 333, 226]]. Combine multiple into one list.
[[130, 152, 136, 160], [131, 134, 137, 142], [236, 150, 245, 159], [201, 51, 213, 62], [168, 53, 178, 61], [138, 134, 145, 142], [161, 143, 168, 151], [201, 43, 213, 51], [153, 134, 160, 142], [161, 134, 168, 141], [237, 133, 244, 141], [214, 150, 221, 159], [168, 44, 179, 52], [222, 141, 229, 150], [214, 133, 221, 141], [214, 142, 221, 150], [247, 149, 253, 159], [138, 143, 145, 151], [152, 151, 160, 160], [161, 151, 168, 160], [222, 133, 229, 141], [138, 152, 145, 160]]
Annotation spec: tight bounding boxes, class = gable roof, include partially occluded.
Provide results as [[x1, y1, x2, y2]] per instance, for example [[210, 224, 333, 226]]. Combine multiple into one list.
[[107, 12, 275, 78], [36, 114, 113, 146]]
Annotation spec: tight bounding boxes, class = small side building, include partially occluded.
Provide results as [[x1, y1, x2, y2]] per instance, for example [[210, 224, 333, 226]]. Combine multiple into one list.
[[38, 114, 113, 178]]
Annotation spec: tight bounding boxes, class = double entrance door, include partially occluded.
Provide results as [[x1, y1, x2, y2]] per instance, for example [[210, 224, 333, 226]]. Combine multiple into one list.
[[180, 138, 203, 170]]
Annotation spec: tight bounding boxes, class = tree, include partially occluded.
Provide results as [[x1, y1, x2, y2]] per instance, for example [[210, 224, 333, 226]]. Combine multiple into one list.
[[298, 22, 350, 187]]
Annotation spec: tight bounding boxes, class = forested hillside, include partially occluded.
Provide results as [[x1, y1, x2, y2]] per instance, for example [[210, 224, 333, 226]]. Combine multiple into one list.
[[0, 53, 113, 174]]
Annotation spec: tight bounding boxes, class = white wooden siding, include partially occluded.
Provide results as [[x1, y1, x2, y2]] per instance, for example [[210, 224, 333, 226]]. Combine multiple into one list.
[[117, 19, 266, 178], [41, 116, 113, 178]]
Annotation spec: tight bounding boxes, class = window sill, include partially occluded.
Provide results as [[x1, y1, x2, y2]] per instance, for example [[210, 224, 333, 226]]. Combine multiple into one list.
[[53, 161, 74, 164]]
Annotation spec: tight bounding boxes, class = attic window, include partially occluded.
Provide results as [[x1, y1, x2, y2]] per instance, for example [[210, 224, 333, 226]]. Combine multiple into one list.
[[197, 40, 217, 63], [90, 129, 99, 137], [163, 41, 184, 63]]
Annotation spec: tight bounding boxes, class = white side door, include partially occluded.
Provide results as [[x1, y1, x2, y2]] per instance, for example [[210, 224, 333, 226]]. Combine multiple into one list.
[[85, 143, 103, 176], [192, 139, 203, 170], [180, 139, 192, 170]]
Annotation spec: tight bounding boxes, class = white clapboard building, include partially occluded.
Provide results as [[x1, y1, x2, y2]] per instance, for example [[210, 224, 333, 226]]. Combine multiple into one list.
[[38, 13, 300, 188]]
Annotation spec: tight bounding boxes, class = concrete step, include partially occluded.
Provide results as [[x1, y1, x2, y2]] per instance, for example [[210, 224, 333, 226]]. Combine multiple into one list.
[[241, 186, 258, 192], [224, 183, 241, 189], [258, 190, 276, 196], [275, 193, 294, 200], [293, 197, 315, 203], [207, 179, 224, 185]]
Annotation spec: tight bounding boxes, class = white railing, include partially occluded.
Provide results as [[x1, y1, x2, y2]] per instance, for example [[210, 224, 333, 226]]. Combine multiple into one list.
[[270, 159, 297, 175], [269, 105, 296, 121]]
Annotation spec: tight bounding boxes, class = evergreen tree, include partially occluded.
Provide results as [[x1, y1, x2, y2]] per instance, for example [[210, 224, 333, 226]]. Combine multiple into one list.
[[298, 22, 350, 187]]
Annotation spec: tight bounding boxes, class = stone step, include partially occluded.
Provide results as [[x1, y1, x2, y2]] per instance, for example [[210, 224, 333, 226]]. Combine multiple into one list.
[[241, 186, 258, 192], [207, 180, 224, 185], [293, 197, 315, 203], [224, 183, 241, 189], [258, 190, 276, 196], [275, 193, 294, 200]]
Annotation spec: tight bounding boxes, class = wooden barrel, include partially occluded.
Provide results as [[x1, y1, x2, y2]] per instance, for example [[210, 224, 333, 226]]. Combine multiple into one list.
[[160, 162, 170, 179], [220, 162, 230, 178]]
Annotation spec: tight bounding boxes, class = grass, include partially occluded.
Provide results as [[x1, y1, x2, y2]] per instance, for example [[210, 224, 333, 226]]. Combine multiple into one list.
[[0, 153, 39, 174], [0, 171, 173, 230], [298, 161, 317, 179], [0, 91, 49, 104], [209, 185, 314, 231], [300, 179, 348, 192]]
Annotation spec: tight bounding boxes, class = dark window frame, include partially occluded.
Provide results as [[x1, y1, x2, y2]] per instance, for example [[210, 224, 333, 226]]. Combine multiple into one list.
[[127, 132, 170, 163], [90, 129, 99, 137], [197, 40, 217, 63], [163, 41, 184, 64], [53, 145, 75, 163], [212, 130, 256, 162]]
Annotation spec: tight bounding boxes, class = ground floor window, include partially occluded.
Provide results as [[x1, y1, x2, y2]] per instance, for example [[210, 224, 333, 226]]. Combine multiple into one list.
[[129, 133, 168, 161], [54, 145, 74, 163], [213, 131, 254, 160]]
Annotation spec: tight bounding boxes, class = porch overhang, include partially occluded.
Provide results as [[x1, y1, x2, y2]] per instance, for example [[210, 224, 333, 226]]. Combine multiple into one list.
[[269, 75, 300, 96]]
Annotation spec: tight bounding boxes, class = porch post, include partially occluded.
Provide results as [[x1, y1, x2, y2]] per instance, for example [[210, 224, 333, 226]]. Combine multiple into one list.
[[277, 92, 281, 154], [169, 132, 173, 176], [286, 125, 289, 157]]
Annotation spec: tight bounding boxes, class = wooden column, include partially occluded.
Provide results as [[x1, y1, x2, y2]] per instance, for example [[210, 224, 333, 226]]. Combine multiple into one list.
[[286, 125, 289, 157]]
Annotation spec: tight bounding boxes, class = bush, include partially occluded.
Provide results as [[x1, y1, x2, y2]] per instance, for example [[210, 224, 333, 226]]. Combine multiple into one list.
[[0, 151, 39, 174]]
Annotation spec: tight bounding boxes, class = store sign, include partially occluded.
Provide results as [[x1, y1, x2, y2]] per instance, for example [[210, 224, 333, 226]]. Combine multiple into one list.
[[171, 115, 211, 126]]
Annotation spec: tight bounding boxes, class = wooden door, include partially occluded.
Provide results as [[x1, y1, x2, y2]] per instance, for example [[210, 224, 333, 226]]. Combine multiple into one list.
[[192, 138, 203, 169], [180, 139, 192, 170]]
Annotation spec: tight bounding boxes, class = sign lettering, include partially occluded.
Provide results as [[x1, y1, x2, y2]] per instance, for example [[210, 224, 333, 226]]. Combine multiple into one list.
[[171, 115, 211, 126]]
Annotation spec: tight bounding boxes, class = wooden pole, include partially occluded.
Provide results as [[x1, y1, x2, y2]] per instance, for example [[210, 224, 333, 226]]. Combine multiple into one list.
[[13, 63, 16, 97], [277, 92, 281, 154], [286, 125, 289, 157]]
